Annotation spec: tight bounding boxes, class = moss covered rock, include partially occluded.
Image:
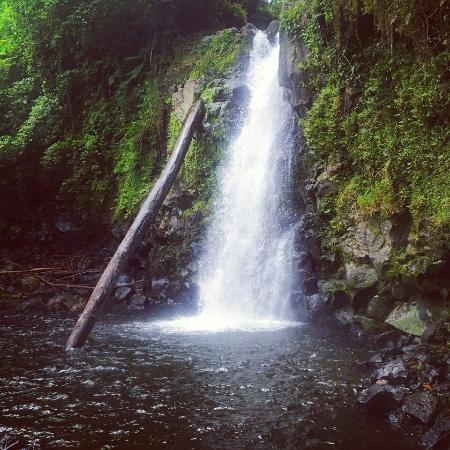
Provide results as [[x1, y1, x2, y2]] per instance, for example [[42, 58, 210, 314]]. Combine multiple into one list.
[[385, 302, 435, 337]]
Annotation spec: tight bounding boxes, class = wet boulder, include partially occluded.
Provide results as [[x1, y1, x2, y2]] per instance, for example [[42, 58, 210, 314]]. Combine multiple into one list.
[[422, 409, 450, 449], [357, 383, 400, 413], [335, 307, 355, 327], [151, 277, 169, 293], [264, 20, 279, 44], [376, 358, 409, 382], [303, 293, 328, 318], [353, 315, 390, 336], [128, 294, 150, 310], [115, 274, 133, 286], [47, 293, 86, 312], [114, 286, 133, 302], [402, 391, 438, 424], [367, 295, 394, 322], [385, 301, 436, 337]]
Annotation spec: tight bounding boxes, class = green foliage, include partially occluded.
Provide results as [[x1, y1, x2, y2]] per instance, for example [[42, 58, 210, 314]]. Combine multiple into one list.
[[257, 0, 283, 18], [200, 87, 217, 104], [167, 110, 182, 153], [181, 135, 225, 194], [302, 84, 342, 164], [182, 199, 209, 220], [168, 28, 243, 84], [284, 0, 450, 234], [113, 79, 164, 218], [0, 0, 255, 238]]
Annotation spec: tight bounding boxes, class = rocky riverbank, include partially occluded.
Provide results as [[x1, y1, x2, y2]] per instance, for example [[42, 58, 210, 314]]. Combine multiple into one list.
[[278, 18, 450, 449]]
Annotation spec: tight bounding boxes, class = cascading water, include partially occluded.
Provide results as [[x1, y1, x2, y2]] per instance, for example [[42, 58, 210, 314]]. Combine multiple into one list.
[[163, 30, 297, 332]]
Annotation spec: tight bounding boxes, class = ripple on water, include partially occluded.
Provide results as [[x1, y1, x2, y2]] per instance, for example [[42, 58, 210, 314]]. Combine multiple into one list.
[[0, 313, 422, 450]]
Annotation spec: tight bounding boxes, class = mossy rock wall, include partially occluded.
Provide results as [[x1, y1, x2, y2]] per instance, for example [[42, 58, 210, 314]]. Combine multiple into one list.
[[280, 1, 450, 342]]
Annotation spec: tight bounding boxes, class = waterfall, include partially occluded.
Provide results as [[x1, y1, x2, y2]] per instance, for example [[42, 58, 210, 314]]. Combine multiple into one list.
[[163, 30, 297, 332]]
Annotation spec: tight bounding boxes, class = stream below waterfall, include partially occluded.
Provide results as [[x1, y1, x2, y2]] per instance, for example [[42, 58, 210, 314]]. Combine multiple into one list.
[[0, 312, 421, 449], [0, 28, 426, 450]]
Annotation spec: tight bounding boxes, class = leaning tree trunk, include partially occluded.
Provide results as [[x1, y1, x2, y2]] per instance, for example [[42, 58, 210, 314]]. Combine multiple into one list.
[[66, 100, 205, 350]]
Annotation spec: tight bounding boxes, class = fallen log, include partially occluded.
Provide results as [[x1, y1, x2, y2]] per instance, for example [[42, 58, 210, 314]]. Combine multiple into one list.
[[66, 100, 204, 350]]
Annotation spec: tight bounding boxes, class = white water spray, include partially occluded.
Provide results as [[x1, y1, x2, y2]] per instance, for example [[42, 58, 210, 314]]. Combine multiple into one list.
[[160, 31, 297, 332]]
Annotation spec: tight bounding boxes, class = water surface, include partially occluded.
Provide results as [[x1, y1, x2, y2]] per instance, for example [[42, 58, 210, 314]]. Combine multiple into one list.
[[0, 313, 420, 449]]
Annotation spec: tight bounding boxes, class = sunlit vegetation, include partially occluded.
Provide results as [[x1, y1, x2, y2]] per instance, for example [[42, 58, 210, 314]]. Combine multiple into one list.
[[281, 0, 450, 232], [0, 0, 254, 240]]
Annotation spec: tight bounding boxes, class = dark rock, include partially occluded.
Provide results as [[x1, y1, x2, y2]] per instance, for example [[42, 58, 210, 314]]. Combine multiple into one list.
[[114, 286, 132, 302], [335, 307, 354, 326], [317, 179, 338, 199], [402, 391, 438, 423], [295, 251, 313, 272], [368, 330, 404, 350], [151, 277, 169, 293], [278, 29, 311, 110], [345, 262, 378, 290], [354, 315, 391, 336], [230, 83, 251, 108], [116, 274, 133, 287], [389, 408, 405, 427], [422, 409, 450, 449], [17, 298, 45, 312], [418, 365, 440, 385], [112, 221, 129, 240], [377, 358, 409, 382], [357, 384, 399, 413], [129, 294, 150, 310], [302, 277, 318, 295], [265, 20, 280, 44], [240, 22, 258, 40], [303, 293, 328, 317], [390, 209, 412, 246], [47, 294, 70, 311], [56, 217, 75, 232], [18, 275, 41, 291], [47, 293, 85, 312], [353, 285, 378, 311], [370, 353, 384, 364], [423, 321, 450, 345], [367, 295, 394, 322]]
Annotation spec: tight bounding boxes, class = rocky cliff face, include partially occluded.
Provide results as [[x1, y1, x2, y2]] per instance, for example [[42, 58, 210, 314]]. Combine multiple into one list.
[[280, 25, 450, 448], [279, 23, 449, 344]]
